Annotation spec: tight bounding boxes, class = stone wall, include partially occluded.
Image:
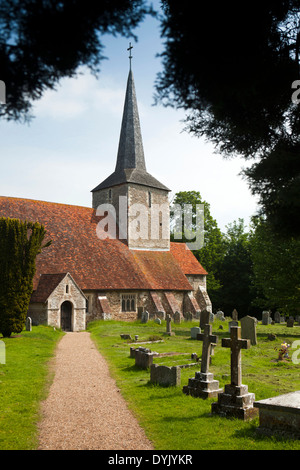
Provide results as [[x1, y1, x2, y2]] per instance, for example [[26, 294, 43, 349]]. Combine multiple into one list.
[[92, 182, 170, 250], [84, 289, 188, 322], [127, 184, 170, 250]]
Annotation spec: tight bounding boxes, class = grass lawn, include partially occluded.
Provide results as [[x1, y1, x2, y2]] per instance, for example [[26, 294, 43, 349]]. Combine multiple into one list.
[[88, 318, 300, 451], [0, 325, 64, 450]]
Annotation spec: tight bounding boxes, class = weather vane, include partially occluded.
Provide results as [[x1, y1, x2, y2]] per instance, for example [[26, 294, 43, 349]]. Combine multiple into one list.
[[127, 42, 133, 70]]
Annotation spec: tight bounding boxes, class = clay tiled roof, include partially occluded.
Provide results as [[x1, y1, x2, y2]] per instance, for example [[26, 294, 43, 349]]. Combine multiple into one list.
[[30, 273, 67, 302], [0, 196, 206, 291], [170, 242, 208, 275]]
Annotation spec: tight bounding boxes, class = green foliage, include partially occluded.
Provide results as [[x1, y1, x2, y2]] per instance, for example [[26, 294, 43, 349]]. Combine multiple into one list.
[[250, 216, 300, 315], [170, 191, 225, 305], [0, 217, 51, 337], [218, 219, 259, 316]]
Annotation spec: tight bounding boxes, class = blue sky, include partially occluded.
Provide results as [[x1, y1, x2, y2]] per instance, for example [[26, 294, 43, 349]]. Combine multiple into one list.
[[0, 2, 259, 232]]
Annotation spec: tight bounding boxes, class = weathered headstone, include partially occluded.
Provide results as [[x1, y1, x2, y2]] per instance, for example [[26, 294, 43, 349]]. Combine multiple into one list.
[[262, 310, 271, 325], [229, 320, 238, 333], [183, 324, 222, 399], [211, 326, 258, 420], [25, 317, 32, 332], [232, 309, 239, 321], [216, 310, 225, 321], [190, 327, 201, 339], [154, 318, 161, 325], [141, 311, 149, 323], [274, 311, 281, 324], [254, 391, 300, 438], [174, 311, 181, 324], [134, 347, 159, 369], [240, 315, 257, 346], [199, 309, 210, 329], [184, 312, 193, 322], [156, 311, 166, 320], [165, 314, 175, 336], [120, 334, 132, 340], [150, 364, 181, 387], [287, 318, 295, 328]]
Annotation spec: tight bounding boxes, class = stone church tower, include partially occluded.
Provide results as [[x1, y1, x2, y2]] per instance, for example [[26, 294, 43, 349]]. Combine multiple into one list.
[[91, 69, 170, 251]]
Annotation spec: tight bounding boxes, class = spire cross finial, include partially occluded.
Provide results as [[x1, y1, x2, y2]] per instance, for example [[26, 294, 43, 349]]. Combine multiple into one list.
[[127, 42, 133, 70]]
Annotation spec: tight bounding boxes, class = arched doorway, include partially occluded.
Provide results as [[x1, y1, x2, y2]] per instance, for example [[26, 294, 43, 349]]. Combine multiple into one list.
[[60, 301, 73, 331]]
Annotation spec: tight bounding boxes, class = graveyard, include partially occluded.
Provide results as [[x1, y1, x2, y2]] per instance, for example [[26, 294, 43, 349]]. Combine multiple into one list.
[[88, 316, 300, 450], [1, 315, 300, 449]]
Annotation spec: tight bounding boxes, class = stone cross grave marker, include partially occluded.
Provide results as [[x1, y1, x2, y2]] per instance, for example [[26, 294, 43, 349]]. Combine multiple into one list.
[[198, 324, 217, 375], [165, 314, 175, 336], [183, 323, 223, 398], [199, 309, 210, 329], [211, 326, 258, 420], [222, 326, 249, 387], [232, 309, 238, 321]]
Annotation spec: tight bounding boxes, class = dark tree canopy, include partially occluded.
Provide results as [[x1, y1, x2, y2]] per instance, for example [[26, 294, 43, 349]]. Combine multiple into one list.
[[156, 0, 300, 236], [0, 0, 152, 121]]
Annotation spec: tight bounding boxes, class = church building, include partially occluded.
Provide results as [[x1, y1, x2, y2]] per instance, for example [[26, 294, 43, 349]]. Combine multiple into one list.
[[0, 63, 212, 331]]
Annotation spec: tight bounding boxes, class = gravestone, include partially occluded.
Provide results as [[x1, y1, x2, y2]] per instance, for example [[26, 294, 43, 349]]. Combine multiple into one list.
[[154, 318, 161, 325], [25, 317, 32, 332], [274, 311, 281, 324], [216, 310, 225, 321], [191, 327, 201, 340], [120, 334, 132, 340], [211, 326, 258, 420], [184, 312, 193, 322], [229, 320, 238, 333], [232, 309, 239, 321], [254, 391, 300, 438], [141, 311, 149, 323], [262, 310, 271, 325], [134, 348, 159, 369], [183, 324, 223, 399], [156, 311, 166, 320], [199, 309, 210, 329], [174, 311, 181, 324], [240, 315, 257, 346], [165, 314, 175, 336], [209, 312, 215, 323], [150, 364, 181, 387], [287, 318, 295, 328]]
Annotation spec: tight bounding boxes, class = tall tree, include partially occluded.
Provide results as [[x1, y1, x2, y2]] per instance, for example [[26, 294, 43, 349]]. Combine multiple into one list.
[[156, 1, 300, 236], [0, 0, 153, 121], [170, 191, 225, 305], [250, 216, 300, 315], [0, 218, 51, 337], [218, 219, 258, 316]]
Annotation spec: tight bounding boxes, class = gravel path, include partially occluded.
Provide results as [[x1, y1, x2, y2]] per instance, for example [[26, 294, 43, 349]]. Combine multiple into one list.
[[38, 332, 154, 450]]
